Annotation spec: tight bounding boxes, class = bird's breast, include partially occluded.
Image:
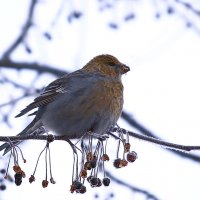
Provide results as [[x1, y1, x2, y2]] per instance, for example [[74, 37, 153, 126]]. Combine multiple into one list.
[[91, 80, 124, 119]]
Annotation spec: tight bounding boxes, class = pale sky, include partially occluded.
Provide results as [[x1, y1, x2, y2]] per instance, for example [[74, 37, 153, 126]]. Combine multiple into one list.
[[1, 0, 200, 200]]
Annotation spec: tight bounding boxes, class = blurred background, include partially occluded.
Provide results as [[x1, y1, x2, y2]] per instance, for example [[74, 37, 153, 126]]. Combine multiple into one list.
[[0, 0, 200, 199]]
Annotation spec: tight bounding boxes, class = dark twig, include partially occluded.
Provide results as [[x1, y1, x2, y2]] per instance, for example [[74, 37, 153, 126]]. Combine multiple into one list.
[[106, 171, 160, 200], [174, 0, 200, 17], [112, 127, 200, 151], [0, 59, 66, 76], [121, 111, 200, 162], [1, 130, 200, 152]]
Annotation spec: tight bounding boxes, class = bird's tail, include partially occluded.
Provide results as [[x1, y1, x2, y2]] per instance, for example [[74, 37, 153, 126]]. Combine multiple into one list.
[[0, 118, 44, 155]]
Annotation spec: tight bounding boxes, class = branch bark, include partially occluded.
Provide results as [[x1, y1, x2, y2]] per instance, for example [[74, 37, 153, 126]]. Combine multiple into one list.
[[1, 129, 200, 152]]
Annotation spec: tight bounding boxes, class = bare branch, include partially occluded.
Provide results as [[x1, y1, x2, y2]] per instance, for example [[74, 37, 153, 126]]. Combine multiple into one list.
[[0, 59, 66, 76], [121, 111, 200, 162], [1, 129, 200, 152], [106, 171, 159, 200], [112, 127, 200, 151], [174, 0, 200, 17]]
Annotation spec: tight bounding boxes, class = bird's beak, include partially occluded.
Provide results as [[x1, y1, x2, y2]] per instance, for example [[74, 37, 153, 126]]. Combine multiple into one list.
[[121, 64, 130, 74]]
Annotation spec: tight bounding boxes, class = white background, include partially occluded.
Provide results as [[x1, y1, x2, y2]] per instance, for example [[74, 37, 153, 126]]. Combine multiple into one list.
[[1, 0, 200, 200]]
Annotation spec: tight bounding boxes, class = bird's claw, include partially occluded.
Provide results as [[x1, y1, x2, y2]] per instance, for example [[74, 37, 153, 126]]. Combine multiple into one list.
[[88, 132, 109, 141]]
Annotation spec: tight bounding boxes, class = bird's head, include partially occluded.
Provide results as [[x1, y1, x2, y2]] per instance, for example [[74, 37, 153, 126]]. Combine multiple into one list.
[[83, 54, 130, 78]]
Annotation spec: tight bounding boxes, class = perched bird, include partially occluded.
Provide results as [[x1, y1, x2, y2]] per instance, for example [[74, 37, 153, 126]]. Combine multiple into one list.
[[0, 54, 130, 155]]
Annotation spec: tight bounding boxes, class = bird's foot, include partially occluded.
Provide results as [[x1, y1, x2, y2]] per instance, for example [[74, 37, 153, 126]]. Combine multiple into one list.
[[87, 132, 109, 141]]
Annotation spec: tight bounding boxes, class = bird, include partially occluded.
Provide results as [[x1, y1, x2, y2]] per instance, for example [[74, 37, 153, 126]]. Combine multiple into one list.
[[0, 54, 130, 155]]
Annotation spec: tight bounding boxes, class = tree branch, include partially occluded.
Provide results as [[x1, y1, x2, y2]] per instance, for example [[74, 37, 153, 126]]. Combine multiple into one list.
[[1, 129, 200, 152], [121, 111, 200, 162], [0, 59, 66, 76], [106, 171, 159, 200]]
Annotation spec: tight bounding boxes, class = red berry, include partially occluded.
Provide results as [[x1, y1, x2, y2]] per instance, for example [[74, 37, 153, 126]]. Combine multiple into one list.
[[127, 151, 137, 162]]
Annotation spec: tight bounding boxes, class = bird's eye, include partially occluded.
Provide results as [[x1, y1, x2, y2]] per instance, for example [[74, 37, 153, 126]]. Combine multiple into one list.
[[108, 62, 115, 67]]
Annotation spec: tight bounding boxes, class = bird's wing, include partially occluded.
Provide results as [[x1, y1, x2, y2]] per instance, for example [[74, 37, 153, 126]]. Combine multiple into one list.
[[15, 70, 83, 117]]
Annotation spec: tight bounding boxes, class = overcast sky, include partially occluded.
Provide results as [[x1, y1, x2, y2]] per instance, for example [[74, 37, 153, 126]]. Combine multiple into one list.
[[1, 0, 200, 200]]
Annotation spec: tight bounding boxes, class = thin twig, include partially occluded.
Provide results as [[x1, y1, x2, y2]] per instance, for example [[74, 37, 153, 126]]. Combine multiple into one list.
[[106, 171, 160, 200]]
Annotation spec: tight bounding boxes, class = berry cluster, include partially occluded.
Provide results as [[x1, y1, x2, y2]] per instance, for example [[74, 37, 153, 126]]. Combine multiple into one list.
[[69, 127, 137, 193], [1, 127, 137, 194]]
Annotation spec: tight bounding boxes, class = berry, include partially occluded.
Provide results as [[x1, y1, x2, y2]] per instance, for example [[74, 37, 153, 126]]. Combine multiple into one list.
[[90, 160, 97, 168], [127, 151, 137, 163], [42, 180, 49, 188], [79, 185, 87, 194], [102, 177, 110, 186], [73, 180, 82, 190], [90, 177, 98, 187], [14, 173, 22, 186], [101, 154, 110, 161], [113, 158, 121, 168], [87, 175, 93, 183]]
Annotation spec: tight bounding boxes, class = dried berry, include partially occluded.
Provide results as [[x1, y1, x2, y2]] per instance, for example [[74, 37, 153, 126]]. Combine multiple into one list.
[[73, 180, 82, 190], [29, 175, 35, 183], [86, 152, 93, 161], [80, 169, 87, 178], [42, 180, 49, 188], [84, 161, 91, 170], [13, 165, 21, 173], [90, 160, 97, 168], [101, 154, 110, 161], [102, 177, 110, 186], [113, 158, 121, 168], [124, 143, 131, 152], [120, 159, 128, 167], [87, 175, 93, 183], [14, 173, 22, 186], [90, 177, 98, 187], [127, 151, 137, 163], [70, 184, 76, 193], [79, 185, 86, 194]]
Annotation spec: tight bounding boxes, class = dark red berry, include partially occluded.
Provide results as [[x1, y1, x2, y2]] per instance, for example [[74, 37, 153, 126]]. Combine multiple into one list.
[[84, 161, 91, 170], [14, 173, 22, 186], [29, 175, 35, 183], [79, 185, 86, 194], [101, 154, 110, 161], [102, 177, 110, 186], [42, 180, 49, 188], [90, 177, 98, 187], [113, 158, 121, 168], [124, 143, 131, 152], [127, 151, 137, 162], [87, 175, 93, 183], [73, 180, 82, 190]]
